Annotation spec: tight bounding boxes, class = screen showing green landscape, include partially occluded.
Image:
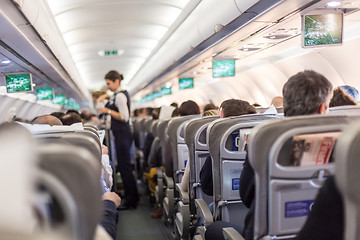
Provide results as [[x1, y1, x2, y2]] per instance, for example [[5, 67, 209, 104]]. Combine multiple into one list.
[[5, 73, 33, 93], [36, 88, 54, 100], [213, 60, 235, 78], [179, 78, 194, 90], [53, 95, 65, 105]]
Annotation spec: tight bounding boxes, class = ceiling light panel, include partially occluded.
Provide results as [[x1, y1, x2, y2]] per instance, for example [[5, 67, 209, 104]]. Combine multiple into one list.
[[46, 0, 191, 89]]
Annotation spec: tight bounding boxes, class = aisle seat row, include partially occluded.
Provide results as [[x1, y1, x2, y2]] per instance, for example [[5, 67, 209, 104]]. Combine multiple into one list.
[[0, 123, 104, 240], [133, 106, 360, 240]]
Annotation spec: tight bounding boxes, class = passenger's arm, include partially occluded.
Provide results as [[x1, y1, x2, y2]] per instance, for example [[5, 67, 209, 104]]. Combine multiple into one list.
[[200, 155, 213, 196], [239, 146, 255, 208], [101, 192, 121, 240]]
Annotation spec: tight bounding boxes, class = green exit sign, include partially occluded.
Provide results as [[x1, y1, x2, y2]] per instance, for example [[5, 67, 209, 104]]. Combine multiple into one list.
[[98, 49, 124, 56]]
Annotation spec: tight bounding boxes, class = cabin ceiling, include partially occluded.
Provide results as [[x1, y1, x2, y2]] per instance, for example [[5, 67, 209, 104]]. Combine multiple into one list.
[[45, 0, 195, 90]]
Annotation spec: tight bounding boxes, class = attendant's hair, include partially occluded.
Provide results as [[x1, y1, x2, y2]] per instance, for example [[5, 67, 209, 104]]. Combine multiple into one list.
[[283, 70, 333, 117], [105, 70, 124, 82]]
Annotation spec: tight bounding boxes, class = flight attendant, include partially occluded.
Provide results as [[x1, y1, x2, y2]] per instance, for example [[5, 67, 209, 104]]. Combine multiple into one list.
[[97, 70, 139, 209]]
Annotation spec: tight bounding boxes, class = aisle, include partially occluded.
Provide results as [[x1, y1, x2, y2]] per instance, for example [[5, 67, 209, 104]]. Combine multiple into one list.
[[116, 193, 172, 239]]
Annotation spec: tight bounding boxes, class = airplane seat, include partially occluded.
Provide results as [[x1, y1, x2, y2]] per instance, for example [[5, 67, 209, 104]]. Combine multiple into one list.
[[335, 120, 360, 240], [174, 116, 219, 239], [163, 115, 200, 222], [37, 142, 103, 240], [210, 115, 279, 222], [249, 115, 360, 239], [154, 119, 171, 205], [34, 131, 102, 162], [139, 116, 152, 150], [194, 114, 280, 240], [0, 123, 39, 235], [329, 105, 360, 115]]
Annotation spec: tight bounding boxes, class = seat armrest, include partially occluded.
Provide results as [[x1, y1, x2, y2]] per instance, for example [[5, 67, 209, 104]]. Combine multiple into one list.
[[156, 167, 163, 178], [165, 175, 174, 189], [195, 198, 213, 227], [176, 183, 189, 204], [223, 227, 245, 240]]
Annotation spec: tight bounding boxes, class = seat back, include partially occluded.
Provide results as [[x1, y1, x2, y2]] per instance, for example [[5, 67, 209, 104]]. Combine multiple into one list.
[[208, 114, 280, 225], [335, 120, 360, 240], [184, 116, 220, 212], [167, 115, 201, 182], [37, 142, 103, 240], [249, 115, 360, 239], [157, 119, 171, 165], [34, 131, 102, 161], [330, 105, 360, 115], [139, 116, 152, 149], [0, 123, 38, 234]]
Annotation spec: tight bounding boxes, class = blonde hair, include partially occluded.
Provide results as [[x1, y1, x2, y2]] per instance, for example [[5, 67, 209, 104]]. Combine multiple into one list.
[[202, 109, 220, 117]]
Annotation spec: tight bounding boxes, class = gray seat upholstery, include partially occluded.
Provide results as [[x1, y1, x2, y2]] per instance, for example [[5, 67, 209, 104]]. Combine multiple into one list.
[[208, 114, 280, 224], [163, 115, 200, 222], [249, 114, 359, 239], [34, 131, 102, 161], [330, 105, 360, 115], [175, 116, 220, 238], [167, 115, 201, 182], [37, 142, 103, 240], [154, 119, 171, 207], [335, 119, 360, 240]]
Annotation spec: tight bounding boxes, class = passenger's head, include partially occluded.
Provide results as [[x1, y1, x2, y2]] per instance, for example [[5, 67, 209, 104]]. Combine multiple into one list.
[[32, 115, 63, 126], [60, 113, 82, 126], [330, 87, 357, 107], [50, 111, 65, 119], [178, 100, 200, 116], [104, 70, 123, 91], [271, 96, 283, 108], [339, 85, 359, 102], [283, 70, 333, 117], [219, 99, 256, 118], [202, 109, 220, 117], [80, 110, 92, 122], [203, 103, 218, 112]]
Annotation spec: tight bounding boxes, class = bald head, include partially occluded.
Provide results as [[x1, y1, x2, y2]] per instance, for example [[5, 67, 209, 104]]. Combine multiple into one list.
[[271, 96, 283, 108], [32, 115, 63, 126]]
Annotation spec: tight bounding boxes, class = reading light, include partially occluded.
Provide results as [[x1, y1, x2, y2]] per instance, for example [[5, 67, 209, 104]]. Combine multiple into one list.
[[243, 48, 249, 51], [327, 1, 341, 7], [1, 60, 10, 64], [270, 36, 276, 39]]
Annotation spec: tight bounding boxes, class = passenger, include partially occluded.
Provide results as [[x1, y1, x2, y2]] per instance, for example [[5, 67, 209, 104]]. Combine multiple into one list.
[[60, 113, 82, 125], [270, 96, 283, 108], [99, 192, 121, 240], [164, 100, 200, 178], [202, 109, 220, 117], [80, 110, 92, 122], [170, 102, 179, 117], [330, 87, 357, 107], [97, 70, 139, 210], [32, 115, 63, 126], [242, 70, 333, 240], [339, 84, 359, 101], [203, 102, 218, 112], [50, 111, 65, 119], [200, 99, 256, 196], [205, 70, 333, 240]]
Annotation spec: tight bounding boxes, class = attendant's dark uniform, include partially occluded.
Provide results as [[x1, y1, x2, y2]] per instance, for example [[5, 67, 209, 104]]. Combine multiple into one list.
[[106, 90, 139, 207]]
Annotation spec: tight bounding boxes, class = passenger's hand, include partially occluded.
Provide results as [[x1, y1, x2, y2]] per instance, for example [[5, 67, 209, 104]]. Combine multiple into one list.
[[102, 192, 121, 208], [102, 145, 108, 154]]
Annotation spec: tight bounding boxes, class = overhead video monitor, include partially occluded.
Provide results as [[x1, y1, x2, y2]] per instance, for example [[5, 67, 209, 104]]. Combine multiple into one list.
[[213, 59, 236, 78], [302, 11, 343, 48], [5, 73, 33, 93], [53, 95, 65, 105], [161, 87, 172, 96], [179, 78, 194, 90], [36, 88, 54, 100]]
